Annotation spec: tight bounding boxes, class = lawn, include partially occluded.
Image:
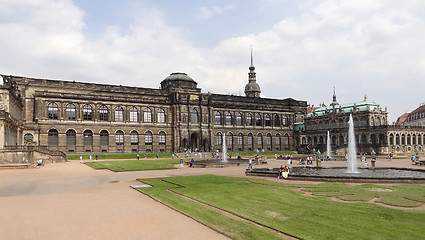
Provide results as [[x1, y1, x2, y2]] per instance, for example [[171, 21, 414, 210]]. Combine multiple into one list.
[[136, 175, 425, 240], [85, 159, 180, 172]]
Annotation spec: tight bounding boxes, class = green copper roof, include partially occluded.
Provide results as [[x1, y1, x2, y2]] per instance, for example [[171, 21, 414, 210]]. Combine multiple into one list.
[[306, 100, 383, 118]]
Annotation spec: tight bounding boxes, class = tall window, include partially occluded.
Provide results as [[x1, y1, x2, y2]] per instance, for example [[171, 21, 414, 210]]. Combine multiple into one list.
[[255, 114, 262, 126], [275, 134, 281, 146], [66, 103, 76, 120], [274, 115, 280, 127], [216, 132, 223, 145], [129, 107, 138, 122], [145, 131, 153, 145], [214, 112, 222, 125], [339, 119, 344, 128], [225, 112, 232, 125], [246, 114, 253, 126], [282, 115, 288, 126], [238, 133, 243, 145], [48, 129, 58, 146], [159, 131, 166, 145], [66, 129, 76, 146], [266, 133, 272, 145], [190, 109, 198, 123], [48, 103, 59, 119], [115, 106, 124, 122], [257, 133, 263, 146], [115, 130, 124, 145], [98, 105, 109, 121], [100, 130, 109, 146], [236, 113, 242, 126], [265, 114, 271, 126], [130, 131, 139, 145], [83, 130, 93, 146], [247, 133, 253, 146], [83, 104, 93, 120], [339, 135, 345, 145], [226, 132, 233, 145], [157, 108, 165, 123], [284, 134, 289, 146], [144, 108, 152, 122]]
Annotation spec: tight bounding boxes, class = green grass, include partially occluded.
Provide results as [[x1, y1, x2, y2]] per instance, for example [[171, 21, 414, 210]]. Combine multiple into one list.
[[84, 159, 180, 172], [67, 152, 173, 160], [136, 175, 425, 240]]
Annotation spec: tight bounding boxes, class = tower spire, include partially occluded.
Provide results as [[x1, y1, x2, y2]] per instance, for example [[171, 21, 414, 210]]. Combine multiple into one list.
[[330, 87, 339, 107], [244, 47, 261, 98]]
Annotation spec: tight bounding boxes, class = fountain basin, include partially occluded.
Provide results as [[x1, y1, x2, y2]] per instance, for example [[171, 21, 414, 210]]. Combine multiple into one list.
[[246, 166, 425, 183], [192, 159, 249, 168]]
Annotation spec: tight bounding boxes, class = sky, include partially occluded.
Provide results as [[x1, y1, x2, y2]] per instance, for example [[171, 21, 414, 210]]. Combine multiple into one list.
[[1, 0, 425, 123]]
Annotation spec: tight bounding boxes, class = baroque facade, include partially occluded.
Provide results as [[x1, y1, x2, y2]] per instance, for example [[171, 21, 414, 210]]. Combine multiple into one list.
[[0, 56, 307, 154], [297, 91, 425, 155]]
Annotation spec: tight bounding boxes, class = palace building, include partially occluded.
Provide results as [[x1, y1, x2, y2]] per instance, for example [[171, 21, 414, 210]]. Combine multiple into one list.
[[0, 53, 307, 161], [298, 91, 425, 155]]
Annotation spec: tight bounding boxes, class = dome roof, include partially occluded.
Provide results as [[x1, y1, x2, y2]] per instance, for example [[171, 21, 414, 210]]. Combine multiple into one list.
[[160, 72, 198, 90], [163, 72, 196, 83], [245, 82, 260, 92]]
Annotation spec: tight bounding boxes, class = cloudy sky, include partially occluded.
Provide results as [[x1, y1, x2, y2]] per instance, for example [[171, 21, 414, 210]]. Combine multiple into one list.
[[1, 0, 425, 122]]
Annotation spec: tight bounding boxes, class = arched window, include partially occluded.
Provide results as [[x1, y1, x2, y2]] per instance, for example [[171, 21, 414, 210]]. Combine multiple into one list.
[[376, 118, 381, 126], [371, 134, 376, 145], [236, 113, 243, 126], [302, 137, 306, 145], [247, 133, 253, 146], [413, 134, 416, 145], [319, 136, 324, 144], [115, 106, 124, 122], [266, 133, 272, 146], [276, 134, 281, 146], [339, 135, 345, 145], [129, 107, 138, 122], [339, 119, 344, 128], [83, 104, 93, 120], [116, 130, 124, 145], [215, 112, 222, 125], [157, 108, 165, 123], [48, 129, 58, 146], [100, 130, 109, 146], [145, 131, 153, 145], [83, 130, 93, 146], [313, 136, 317, 145], [98, 105, 109, 121], [331, 120, 336, 129], [407, 134, 411, 145], [130, 131, 138, 145], [360, 117, 367, 127], [48, 103, 59, 119], [361, 134, 367, 144], [66, 129, 76, 146], [274, 115, 280, 127], [246, 113, 253, 126], [24, 133, 34, 143], [396, 134, 400, 145], [257, 133, 263, 146], [418, 134, 422, 145], [371, 117, 375, 126], [282, 115, 288, 126], [265, 114, 271, 126], [255, 114, 262, 126], [402, 134, 406, 145], [226, 132, 233, 145], [237, 133, 243, 145], [225, 112, 232, 125], [216, 132, 223, 145], [353, 118, 359, 127], [190, 109, 198, 123], [144, 108, 152, 122], [283, 134, 289, 146], [66, 103, 76, 120], [159, 131, 166, 145]]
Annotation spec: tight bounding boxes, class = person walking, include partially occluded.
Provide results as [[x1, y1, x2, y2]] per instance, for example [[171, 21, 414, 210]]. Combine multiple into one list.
[[248, 158, 252, 169], [179, 158, 184, 169]]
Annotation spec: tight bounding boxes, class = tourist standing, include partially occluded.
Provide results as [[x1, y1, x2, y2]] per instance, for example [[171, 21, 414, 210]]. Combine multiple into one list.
[[389, 152, 393, 162], [179, 158, 184, 168], [137, 154, 139, 160], [412, 155, 416, 164], [248, 159, 252, 169], [190, 158, 194, 167], [79, 155, 83, 163], [95, 154, 98, 161]]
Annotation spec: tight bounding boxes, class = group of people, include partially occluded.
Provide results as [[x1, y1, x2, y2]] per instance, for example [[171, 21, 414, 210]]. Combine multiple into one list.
[[278, 165, 290, 179]]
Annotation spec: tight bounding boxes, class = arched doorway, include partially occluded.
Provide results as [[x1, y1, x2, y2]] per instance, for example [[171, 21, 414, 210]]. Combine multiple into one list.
[[190, 133, 198, 151]]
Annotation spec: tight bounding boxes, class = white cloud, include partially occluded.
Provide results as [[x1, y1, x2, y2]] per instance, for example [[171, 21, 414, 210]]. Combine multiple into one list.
[[0, 0, 424, 122], [196, 5, 234, 20]]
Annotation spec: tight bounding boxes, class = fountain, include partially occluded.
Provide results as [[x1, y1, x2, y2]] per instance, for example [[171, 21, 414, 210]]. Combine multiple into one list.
[[347, 114, 359, 173], [222, 132, 227, 162], [326, 131, 331, 159]]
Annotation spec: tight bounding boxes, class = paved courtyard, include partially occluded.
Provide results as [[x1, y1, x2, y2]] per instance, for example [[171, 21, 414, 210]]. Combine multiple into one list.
[[0, 157, 422, 240]]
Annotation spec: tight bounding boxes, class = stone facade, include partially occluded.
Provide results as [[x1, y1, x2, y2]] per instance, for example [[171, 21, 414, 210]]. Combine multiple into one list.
[[0, 63, 307, 154], [298, 93, 425, 155]]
